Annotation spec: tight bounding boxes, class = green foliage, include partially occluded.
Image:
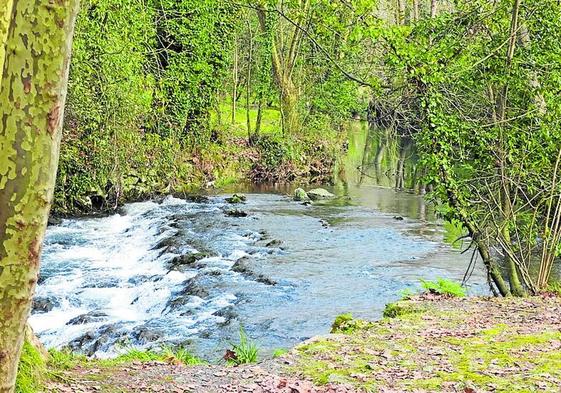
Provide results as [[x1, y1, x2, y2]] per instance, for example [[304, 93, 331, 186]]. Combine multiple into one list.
[[547, 282, 561, 296], [228, 326, 259, 365], [54, 0, 238, 212], [150, 0, 238, 141], [420, 278, 466, 298], [16, 341, 46, 393], [255, 134, 293, 169], [378, 0, 561, 294], [443, 219, 468, 250]]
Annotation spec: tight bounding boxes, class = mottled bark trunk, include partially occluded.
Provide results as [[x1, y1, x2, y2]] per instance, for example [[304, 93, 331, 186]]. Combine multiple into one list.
[[0, 0, 79, 391]]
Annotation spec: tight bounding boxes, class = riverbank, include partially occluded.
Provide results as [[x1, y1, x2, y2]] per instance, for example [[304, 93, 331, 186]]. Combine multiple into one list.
[[37, 295, 561, 392], [54, 105, 346, 215]]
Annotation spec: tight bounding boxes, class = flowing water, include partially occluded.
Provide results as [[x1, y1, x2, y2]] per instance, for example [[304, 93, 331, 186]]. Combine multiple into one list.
[[31, 123, 488, 360]]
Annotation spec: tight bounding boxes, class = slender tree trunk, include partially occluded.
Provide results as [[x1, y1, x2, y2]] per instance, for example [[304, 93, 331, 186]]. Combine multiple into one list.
[[257, 1, 309, 135], [0, 0, 79, 391], [496, 0, 526, 296], [254, 93, 263, 137], [246, 22, 253, 141], [396, 0, 406, 25], [280, 82, 299, 135], [430, 0, 437, 18], [412, 0, 419, 21], [232, 36, 238, 124]]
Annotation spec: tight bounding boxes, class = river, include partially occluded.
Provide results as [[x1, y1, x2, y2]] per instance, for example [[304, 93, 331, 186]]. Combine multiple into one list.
[[30, 123, 488, 360]]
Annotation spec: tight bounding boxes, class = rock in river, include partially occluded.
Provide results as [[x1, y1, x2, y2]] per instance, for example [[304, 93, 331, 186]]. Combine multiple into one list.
[[32, 296, 60, 314], [307, 188, 335, 200], [169, 252, 212, 270], [225, 194, 247, 204], [66, 311, 108, 325]]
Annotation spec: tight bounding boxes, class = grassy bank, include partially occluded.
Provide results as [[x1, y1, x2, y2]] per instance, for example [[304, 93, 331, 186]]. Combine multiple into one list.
[[291, 296, 561, 392], [23, 294, 561, 392]]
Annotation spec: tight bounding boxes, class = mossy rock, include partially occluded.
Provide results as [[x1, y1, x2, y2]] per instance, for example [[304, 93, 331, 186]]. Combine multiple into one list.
[[226, 194, 247, 204], [307, 188, 335, 201], [293, 188, 310, 201]]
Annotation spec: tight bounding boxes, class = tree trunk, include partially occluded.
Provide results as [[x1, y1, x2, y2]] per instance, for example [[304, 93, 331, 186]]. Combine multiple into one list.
[[430, 0, 437, 18], [256, 1, 308, 135], [396, 0, 406, 25], [280, 82, 299, 136], [0, 0, 79, 391], [246, 21, 253, 142], [254, 93, 263, 138], [496, 0, 526, 295], [412, 0, 419, 21]]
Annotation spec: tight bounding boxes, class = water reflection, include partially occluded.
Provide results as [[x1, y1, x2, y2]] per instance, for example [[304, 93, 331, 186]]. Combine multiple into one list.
[[334, 121, 431, 221]]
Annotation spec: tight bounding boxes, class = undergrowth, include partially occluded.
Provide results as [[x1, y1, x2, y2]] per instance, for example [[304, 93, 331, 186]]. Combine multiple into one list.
[[16, 341, 47, 393]]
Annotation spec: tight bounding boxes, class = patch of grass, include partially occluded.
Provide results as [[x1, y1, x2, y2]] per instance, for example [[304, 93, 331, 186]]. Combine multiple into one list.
[[16, 341, 47, 393], [420, 278, 466, 297], [48, 346, 202, 374], [228, 326, 259, 365], [272, 348, 289, 358], [211, 103, 281, 137]]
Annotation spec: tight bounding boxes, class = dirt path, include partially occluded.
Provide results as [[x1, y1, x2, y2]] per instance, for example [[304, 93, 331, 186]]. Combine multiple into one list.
[[47, 361, 355, 392]]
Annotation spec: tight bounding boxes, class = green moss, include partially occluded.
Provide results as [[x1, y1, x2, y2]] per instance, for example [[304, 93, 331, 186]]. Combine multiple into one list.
[[382, 301, 422, 318], [292, 298, 561, 392], [331, 313, 375, 334]]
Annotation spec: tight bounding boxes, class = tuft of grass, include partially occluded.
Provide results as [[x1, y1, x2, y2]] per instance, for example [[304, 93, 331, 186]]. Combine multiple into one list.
[[228, 326, 259, 365], [420, 278, 466, 297], [16, 341, 47, 393]]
